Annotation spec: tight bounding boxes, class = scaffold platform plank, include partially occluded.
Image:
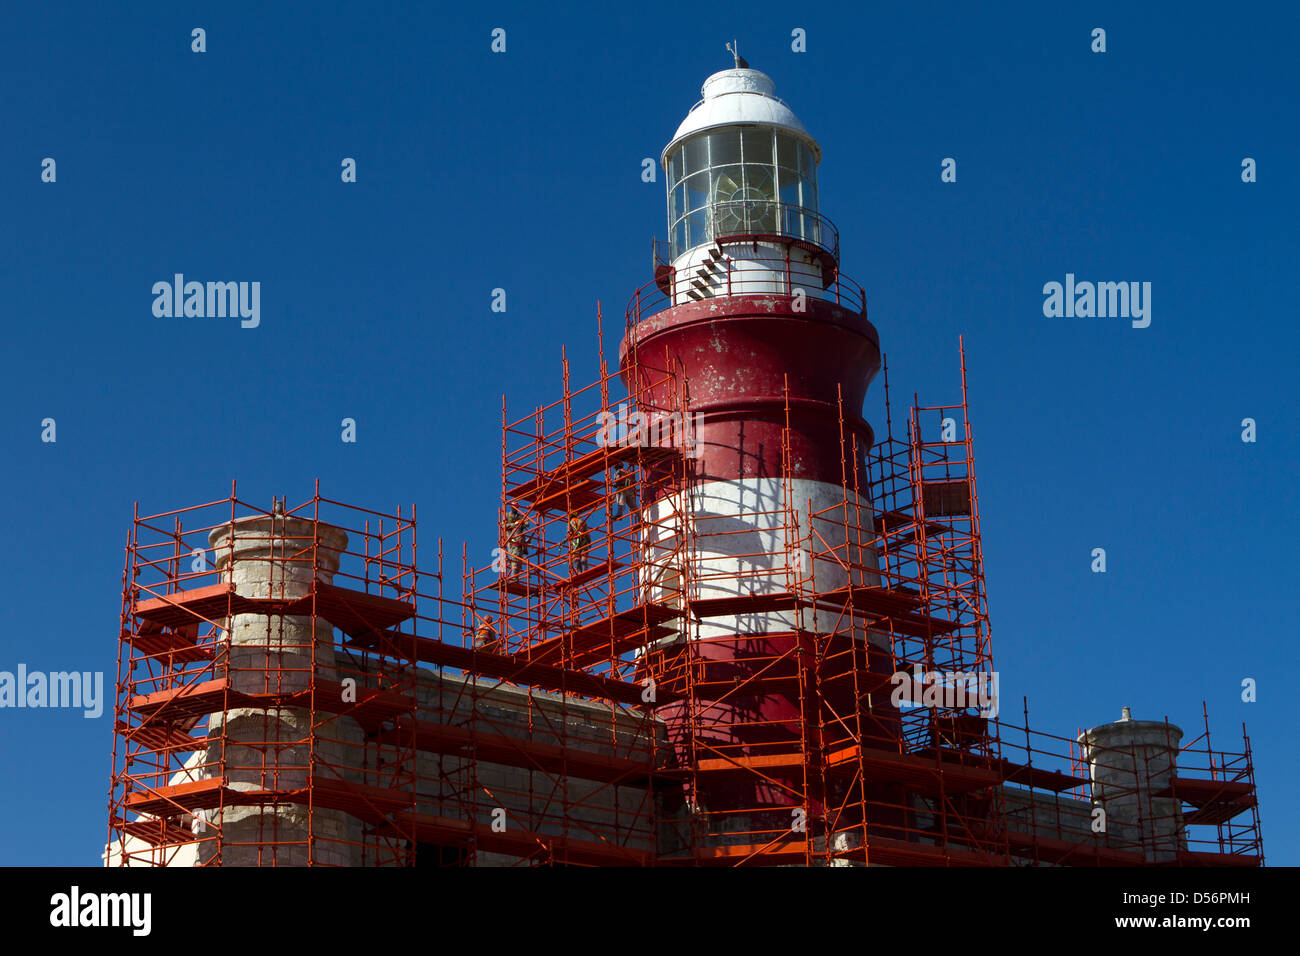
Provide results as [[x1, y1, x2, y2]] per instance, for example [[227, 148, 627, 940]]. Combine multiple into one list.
[[127, 677, 415, 730], [125, 778, 233, 816], [134, 581, 415, 638], [134, 583, 240, 627], [128, 679, 243, 722]]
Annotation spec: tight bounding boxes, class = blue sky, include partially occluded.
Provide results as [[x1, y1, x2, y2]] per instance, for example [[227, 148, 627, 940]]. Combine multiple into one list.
[[1, 1, 1295, 865]]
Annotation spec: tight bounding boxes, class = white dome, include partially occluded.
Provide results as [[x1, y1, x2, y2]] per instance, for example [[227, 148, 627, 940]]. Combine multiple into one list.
[[662, 68, 820, 164]]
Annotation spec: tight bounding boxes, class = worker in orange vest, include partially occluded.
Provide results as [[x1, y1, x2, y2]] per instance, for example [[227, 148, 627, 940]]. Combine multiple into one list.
[[568, 514, 592, 573]]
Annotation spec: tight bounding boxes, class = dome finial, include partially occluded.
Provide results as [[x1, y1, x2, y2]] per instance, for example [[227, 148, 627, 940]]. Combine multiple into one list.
[[725, 39, 749, 70]]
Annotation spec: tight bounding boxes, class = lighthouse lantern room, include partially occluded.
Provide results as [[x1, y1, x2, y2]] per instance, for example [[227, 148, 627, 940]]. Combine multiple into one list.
[[661, 61, 836, 304]]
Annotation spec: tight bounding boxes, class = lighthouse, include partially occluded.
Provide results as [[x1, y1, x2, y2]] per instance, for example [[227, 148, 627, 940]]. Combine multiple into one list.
[[622, 55, 897, 848], [102, 51, 1265, 870]]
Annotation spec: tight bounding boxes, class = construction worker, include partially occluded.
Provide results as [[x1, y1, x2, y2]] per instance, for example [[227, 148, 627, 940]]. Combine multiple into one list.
[[611, 463, 637, 518], [473, 615, 500, 654], [568, 514, 592, 574], [502, 505, 528, 576]]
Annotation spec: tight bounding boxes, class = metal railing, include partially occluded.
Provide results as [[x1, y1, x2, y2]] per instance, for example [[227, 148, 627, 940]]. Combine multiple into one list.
[[628, 249, 867, 327]]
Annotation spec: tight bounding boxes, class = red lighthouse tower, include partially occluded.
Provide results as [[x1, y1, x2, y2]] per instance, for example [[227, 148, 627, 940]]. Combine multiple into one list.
[[621, 58, 904, 850]]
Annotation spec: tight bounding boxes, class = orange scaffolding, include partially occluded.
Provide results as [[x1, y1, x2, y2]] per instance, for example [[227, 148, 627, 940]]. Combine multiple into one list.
[[107, 319, 1263, 867]]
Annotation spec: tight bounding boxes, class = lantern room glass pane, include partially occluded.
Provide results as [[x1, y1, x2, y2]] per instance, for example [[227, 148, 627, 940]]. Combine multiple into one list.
[[798, 142, 816, 178], [684, 172, 709, 213], [742, 165, 776, 201], [683, 137, 708, 177], [776, 132, 798, 170], [708, 129, 741, 166], [779, 170, 801, 207], [742, 128, 773, 165], [710, 165, 746, 204]]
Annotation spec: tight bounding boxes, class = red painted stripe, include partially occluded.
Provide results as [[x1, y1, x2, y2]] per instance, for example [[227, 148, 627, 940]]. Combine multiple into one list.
[[621, 295, 881, 485]]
